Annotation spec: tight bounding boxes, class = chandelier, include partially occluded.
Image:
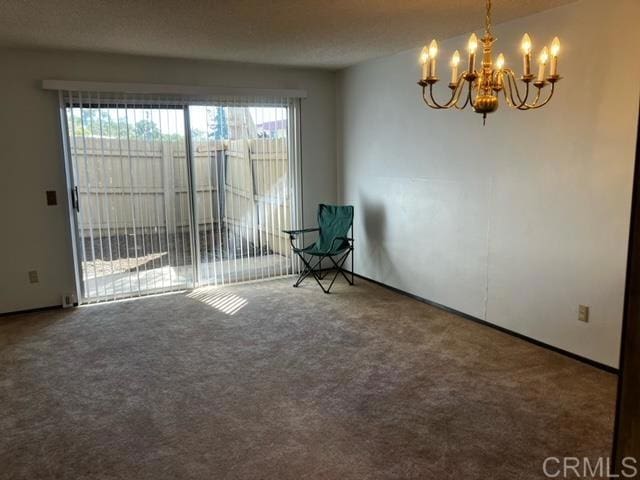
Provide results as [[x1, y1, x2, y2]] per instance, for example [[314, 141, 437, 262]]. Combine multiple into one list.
[[418, 0, 562, 124]]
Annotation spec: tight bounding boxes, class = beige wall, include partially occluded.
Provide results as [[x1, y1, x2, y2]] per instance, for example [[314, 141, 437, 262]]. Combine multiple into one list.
[[0, 48, 336, 313], [337, 0, 640, 367]]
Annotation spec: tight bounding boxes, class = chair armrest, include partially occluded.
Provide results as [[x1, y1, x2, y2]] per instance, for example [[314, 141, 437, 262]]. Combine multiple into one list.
[[282, 227, 319, 236], [329, 236, 354, 251], [284, 227, 320, 250]]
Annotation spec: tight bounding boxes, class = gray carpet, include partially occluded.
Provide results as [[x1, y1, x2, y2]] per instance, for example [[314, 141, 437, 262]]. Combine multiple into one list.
[[0, 278, 616, 479]]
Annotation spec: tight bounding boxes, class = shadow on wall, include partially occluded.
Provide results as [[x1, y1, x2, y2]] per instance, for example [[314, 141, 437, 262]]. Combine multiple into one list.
[[360, 191, 397, 281]]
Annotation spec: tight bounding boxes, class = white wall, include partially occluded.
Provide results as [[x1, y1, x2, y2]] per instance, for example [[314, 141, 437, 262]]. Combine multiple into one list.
[[337, 0, 640, 367], [0, 48, 336, 314]]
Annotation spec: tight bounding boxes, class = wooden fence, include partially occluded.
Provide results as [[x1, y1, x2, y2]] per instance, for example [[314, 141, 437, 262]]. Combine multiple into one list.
[[71, 136, 291, 257]]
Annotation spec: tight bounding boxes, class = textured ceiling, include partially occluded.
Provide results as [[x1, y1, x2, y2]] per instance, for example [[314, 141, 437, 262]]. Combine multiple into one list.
[[0, 0, 577, 69]]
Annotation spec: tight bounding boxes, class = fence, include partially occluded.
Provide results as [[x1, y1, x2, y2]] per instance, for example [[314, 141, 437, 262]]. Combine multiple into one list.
[[71, 136, 291, 265]]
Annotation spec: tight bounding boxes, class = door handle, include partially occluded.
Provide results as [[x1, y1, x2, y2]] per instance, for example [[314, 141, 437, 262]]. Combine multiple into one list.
[[72, 186, 80, 212]]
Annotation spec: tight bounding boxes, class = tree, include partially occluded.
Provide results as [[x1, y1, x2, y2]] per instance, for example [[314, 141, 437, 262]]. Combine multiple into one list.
[[132, 118, 161, 140], [211, 107, 229, 140], [68, 108, 190, 142], [68, 109, 120, 137]]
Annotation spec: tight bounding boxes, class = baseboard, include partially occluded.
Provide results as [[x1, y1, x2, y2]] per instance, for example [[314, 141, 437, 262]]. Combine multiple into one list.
[[0, 304, 64, 318], [354, 273, 618, 375]]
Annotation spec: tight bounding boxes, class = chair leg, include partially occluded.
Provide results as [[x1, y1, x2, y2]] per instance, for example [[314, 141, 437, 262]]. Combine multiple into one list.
[[293, 253, 323, 288], [325, 249, 354, 293], [293, 249, 354, 294], [309, 256, 331, 293], [318, 257, 326, 280], [293, 253, 330, 293], [351, 246, 355, 285]]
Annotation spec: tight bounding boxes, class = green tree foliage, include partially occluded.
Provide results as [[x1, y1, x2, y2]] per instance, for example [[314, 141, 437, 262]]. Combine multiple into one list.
[[67, 108, 181, 141], [211, 107, 229, 140], [69, 109, 119, 137], [132, 118, 161, 140]]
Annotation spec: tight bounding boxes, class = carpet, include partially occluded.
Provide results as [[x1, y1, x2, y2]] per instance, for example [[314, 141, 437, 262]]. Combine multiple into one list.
[[0, 278, 617, 479]]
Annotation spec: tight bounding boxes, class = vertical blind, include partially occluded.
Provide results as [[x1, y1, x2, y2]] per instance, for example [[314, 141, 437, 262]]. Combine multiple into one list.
[[60, 90, 302, 303]]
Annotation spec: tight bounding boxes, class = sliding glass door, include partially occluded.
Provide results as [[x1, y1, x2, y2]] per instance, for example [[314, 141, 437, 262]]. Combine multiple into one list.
[[188, 102, 295, 286], [61, 93, 300, 304], [64, 97, 194, 302]]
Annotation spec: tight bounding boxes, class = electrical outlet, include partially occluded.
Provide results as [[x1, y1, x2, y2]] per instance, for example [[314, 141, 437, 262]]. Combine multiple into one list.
[[28, 270, 39, 284], [578, 305, 589, 323], [46, 190, 57, 206], [62, 293, 76, 308]]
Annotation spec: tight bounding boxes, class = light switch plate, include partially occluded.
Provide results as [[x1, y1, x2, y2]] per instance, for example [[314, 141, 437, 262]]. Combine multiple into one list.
[[28, 270, 39, 284], [578, 305, 589, 322]]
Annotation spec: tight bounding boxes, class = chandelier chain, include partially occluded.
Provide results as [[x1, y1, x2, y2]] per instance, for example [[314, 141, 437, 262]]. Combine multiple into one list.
[[485, 0, 492, 36]]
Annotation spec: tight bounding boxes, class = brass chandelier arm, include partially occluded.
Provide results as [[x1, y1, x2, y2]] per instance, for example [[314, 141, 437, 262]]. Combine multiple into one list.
[[454, 81, 473, 110], [469, 80, 482, 111], [526, 88, 543, 109], [503, 69, 531, 108], [420, 72, 469, 109], [503, 69, 556, 110], [421, 86, 440, 109], [431, 76, 467, 108], [421, 84, 452, 109], [526, 82, 556, 110]]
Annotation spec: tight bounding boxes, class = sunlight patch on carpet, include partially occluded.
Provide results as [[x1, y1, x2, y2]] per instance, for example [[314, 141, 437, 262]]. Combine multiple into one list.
[[187, 288, 248, 315]]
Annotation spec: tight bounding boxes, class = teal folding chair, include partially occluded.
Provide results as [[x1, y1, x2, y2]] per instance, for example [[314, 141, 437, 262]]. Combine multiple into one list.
[[283, 204, 354, 294]]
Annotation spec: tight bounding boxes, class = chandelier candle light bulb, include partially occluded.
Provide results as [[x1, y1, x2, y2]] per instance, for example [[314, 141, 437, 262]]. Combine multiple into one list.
[[550, 37, 560, 76], [496, 53, 505, 87], [537, 46, 549, 82], [467, 33, 478, 72], [521, 33, 532, 76], [429, 40, 438, 78], [451, 50, 460, 84], [420, 46, 429, 80], [416, 0, 562, 123]]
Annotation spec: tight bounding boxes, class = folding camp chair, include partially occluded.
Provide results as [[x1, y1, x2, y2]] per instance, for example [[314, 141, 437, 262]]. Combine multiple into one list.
[[283, 204, 354, 294]]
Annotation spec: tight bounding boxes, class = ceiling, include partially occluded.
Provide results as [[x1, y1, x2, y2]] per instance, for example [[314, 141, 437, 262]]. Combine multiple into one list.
[[0, 0, 577, 69]]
